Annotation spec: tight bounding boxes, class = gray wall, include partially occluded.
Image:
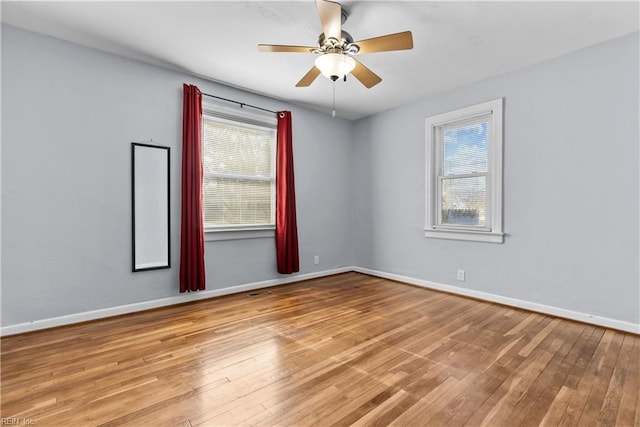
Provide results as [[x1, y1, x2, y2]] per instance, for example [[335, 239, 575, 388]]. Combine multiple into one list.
[[352, 32, 639, 325], [1, 25, 354, 326]]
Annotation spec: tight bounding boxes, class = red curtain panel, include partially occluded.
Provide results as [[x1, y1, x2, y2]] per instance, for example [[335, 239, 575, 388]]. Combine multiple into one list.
[[180, 84, 206, 292], [276, 111, 300, 274]]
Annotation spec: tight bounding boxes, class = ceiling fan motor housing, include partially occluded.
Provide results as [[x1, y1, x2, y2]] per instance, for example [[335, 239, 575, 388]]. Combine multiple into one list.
[[317, 31, 360, 55]]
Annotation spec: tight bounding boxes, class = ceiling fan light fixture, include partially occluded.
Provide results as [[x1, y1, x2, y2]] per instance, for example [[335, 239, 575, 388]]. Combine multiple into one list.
[[315, 53, 356, 81]]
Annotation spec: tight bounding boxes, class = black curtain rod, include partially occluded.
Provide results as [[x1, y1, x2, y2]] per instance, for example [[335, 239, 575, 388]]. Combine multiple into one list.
[[199, 91, 278, 115]]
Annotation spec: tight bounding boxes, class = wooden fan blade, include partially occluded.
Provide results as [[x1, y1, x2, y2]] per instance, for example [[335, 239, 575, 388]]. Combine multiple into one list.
[[258, 44, 316, 53], [354, 31, 414, 54], [316, 0, 342, 41], [296, 67, 322, 87], [351, 59, 382, 88]]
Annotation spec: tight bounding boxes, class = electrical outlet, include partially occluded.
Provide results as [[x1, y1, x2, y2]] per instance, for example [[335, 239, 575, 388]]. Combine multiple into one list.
[[314, 255, 320, 265], [457, 269, 465, 281]]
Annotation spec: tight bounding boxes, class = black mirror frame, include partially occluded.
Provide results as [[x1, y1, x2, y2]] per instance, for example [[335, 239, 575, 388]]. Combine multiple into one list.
[[131, 142, 171, 272]]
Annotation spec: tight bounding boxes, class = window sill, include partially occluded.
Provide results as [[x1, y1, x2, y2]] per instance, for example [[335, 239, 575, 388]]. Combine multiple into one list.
[[424, 228, 504, 243], [205, 226, 275, 241]]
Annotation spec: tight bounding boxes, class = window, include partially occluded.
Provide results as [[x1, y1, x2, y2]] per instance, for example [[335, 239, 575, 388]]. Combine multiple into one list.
[[202, 105, 276, 238], [425, 98, 504, 243]]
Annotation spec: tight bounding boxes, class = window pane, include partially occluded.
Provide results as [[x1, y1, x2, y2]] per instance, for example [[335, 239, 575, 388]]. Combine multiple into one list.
[[203, 118, 274, 177], [443, 121, 488, 175], [441, 176, 486, 227], [202, 114, 275, 228], [203, 177, 272, 226]]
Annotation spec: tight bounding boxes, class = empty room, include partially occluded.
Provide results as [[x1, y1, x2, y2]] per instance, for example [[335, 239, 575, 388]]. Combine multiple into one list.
[[1, 1, 638, 426]]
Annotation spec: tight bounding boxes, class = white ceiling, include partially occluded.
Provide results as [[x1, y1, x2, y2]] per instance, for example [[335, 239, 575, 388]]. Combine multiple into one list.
[[2, 1, 638, 120]]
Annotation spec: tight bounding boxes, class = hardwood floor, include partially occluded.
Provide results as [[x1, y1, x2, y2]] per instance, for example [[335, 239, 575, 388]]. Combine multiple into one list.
[[1, 272, 638, 426]]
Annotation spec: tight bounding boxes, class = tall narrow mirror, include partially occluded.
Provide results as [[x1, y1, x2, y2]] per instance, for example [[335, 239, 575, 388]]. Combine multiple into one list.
[[132, 143, 170, 272]]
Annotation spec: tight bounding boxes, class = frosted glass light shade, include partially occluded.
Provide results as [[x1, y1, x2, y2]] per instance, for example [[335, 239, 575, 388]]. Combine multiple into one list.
[[314, 53, 356, 81]]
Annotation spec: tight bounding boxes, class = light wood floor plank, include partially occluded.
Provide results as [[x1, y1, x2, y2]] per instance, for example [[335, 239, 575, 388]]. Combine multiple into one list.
[[1, 272, 638, 426]]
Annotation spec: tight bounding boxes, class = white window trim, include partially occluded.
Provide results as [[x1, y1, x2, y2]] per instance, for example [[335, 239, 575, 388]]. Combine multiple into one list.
[[202, 102, 277, 240], [204, 226, 275, 241], [424, 98, 504, 243]]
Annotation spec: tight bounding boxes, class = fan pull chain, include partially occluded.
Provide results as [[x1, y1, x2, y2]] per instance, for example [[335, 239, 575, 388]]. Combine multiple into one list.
[[332, 81, 336, 118]]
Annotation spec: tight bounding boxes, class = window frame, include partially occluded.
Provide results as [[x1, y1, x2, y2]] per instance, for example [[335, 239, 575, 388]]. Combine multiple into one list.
[[424, 98, 504, 243], [201, 103, 277, 241]]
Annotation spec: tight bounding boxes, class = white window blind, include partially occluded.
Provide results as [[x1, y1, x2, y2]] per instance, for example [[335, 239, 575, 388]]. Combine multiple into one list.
[[439, 117, 490, 229], [202, 113, 276, 229]]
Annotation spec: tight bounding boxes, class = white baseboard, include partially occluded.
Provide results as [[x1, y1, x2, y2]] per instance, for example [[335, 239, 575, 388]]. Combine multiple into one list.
[[3, 266, 638, 336], [0, 267, 352, 336], [353, 267, 640, 335]]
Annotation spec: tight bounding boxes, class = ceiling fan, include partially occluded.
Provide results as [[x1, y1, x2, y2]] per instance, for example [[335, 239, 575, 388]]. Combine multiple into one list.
[[258, 0, 413, 89]]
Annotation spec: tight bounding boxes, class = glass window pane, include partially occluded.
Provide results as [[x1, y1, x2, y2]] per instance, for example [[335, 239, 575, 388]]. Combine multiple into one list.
[[443, 121, 488, 175], [441, 176, 487, 227], [203, 118, 274, 177], [202, 114, 275, 228], [203, 177, 272, 226]]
